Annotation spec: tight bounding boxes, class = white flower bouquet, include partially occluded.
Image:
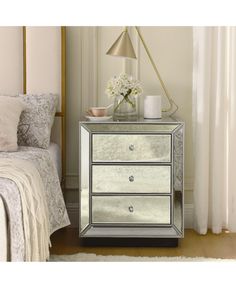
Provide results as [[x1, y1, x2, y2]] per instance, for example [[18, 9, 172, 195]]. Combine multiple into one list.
[[105, 73, 143, 116]]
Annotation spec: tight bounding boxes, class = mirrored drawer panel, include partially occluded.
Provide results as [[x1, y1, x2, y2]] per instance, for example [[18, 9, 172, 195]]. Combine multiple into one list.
[[92, 165, 171, 193], [92, 196, 171, 224], [92, 134, 171, 162]]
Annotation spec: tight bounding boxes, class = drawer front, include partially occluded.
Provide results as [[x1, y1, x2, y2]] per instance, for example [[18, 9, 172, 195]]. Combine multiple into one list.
[[92, 134, 171, 162], [92, 165, 171, 193], [92, 196, 171, 224]]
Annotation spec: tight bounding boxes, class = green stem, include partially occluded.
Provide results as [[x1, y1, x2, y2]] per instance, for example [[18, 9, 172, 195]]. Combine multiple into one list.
[[114, 96, 127, 113], [114, 92, 136, 113], [124, 95, 135, 108]]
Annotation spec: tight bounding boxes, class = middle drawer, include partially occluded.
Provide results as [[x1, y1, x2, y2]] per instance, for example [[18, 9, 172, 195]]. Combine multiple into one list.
[[92, 165, 171, 194]]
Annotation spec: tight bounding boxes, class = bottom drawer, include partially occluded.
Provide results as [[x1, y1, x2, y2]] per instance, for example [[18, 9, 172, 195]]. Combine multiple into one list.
[[92, 196, 170, 224]]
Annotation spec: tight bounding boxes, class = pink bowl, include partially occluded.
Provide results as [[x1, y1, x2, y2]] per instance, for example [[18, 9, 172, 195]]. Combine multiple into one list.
[[89, 107, 107, 117]]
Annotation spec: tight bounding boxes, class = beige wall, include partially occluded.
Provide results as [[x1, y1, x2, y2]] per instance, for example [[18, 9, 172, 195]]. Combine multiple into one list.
[[66, 26, 193, 205], [0, 26, 63, 148], [0, 27, 23, 94]]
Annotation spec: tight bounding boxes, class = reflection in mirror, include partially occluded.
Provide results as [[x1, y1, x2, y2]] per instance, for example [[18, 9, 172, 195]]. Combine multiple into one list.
[[85, 123, 178, 133], [174, 191, 182, 232], [93, 134, 171, 162], [93, 165, 171, 193], [79, 121, 184, 239], [80, 127, 90, 232], [92, 196, 170, 224], [173, 126, 184, 232]]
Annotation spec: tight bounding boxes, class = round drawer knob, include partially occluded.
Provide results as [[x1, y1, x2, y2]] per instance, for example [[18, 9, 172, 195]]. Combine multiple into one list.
[[128, 206, 134, 213], [129, 175, 134, 182], [129, 144, 135, 151]]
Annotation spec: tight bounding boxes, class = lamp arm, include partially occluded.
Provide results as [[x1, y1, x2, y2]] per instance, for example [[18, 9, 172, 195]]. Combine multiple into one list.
[[134, 26, 178, 114]]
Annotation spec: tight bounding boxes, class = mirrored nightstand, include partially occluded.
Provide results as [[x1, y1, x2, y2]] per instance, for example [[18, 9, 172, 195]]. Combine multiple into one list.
[[79, 118, 184, 246]]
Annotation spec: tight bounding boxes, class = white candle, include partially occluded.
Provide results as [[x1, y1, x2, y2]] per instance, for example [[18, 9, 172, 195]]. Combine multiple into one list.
[[144, 95, 162, 119]]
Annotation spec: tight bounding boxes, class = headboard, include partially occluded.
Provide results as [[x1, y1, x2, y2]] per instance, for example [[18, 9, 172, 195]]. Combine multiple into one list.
[[0, 26, 66, 185]]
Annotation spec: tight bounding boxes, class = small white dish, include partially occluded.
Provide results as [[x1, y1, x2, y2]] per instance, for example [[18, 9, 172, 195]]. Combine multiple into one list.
[[85, 115, 113, 122]]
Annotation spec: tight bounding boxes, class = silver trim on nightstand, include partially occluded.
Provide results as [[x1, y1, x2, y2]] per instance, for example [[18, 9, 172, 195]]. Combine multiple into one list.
[[79, 118, 184, 239]]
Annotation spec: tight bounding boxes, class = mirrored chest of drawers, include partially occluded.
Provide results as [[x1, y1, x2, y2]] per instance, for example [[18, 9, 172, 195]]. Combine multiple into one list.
[[79, 118, 184, 246]]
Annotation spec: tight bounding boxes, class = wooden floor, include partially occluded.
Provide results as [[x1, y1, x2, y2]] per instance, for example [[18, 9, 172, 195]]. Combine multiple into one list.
[[50, 227, 236, 259]]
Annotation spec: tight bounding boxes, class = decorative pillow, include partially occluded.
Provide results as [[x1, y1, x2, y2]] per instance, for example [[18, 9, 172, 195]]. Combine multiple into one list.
[[17, 94, 58, 149], [0, 96, 25, 152]]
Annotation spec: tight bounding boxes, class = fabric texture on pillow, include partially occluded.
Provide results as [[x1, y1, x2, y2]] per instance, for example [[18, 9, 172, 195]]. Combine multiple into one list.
[[17, 94, 58, 149], [0, 96, 25, 152]]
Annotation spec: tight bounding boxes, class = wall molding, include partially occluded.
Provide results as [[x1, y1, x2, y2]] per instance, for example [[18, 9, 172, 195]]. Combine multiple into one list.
[[184, 204, 194, 228], [81, 27, 98, 115], [184, 177, 194, 191], [66, 202, 79, 227], [65, 173, 79, 189]]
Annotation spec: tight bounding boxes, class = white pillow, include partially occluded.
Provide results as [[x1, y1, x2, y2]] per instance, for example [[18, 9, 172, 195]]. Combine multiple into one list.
[[0, 96, 25, 152]]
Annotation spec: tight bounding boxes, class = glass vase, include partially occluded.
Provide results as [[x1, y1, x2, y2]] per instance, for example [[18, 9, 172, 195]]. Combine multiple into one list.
[[113, 94, 138, 121]]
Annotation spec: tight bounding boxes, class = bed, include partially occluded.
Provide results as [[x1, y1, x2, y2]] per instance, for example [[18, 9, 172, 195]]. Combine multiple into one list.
[[0, 27, 69, 261]]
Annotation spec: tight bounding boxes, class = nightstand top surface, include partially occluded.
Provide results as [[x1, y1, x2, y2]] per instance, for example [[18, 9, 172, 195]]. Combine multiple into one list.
[[80, 116, 183, 124], [80, 117, 184, 133]]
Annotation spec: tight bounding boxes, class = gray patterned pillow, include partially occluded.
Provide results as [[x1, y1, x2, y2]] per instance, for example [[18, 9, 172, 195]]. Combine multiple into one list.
[[17, 94, 58, 149]]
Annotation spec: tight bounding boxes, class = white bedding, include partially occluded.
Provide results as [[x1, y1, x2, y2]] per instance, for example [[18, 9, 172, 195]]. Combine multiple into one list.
[[0, 143, 61, 261], [0, 197, 8, 261], [48, 142, 62, 181], [0, 144, 70, 261]]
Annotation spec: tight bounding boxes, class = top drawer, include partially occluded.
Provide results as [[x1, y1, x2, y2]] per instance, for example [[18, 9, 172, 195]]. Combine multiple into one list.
[[92, 134, 171, 162]]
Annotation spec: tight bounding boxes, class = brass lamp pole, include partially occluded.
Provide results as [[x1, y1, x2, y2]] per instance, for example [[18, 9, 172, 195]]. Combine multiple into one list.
[[106, 26, 178, 115]]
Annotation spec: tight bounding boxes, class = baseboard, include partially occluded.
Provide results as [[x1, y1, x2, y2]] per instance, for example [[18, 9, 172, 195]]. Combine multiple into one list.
[[65, 174, 79, 189], [184, 204, 194, 228], [184, 177, 193, 191], [66, 202, 79, 228]]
